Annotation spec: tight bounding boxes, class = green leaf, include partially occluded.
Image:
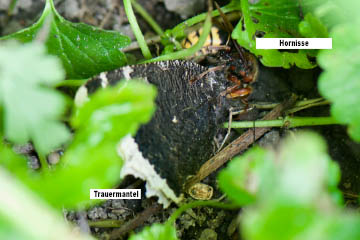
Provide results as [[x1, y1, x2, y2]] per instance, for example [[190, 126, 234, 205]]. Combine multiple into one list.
[[298, 12, 328, 58], [129, 224, 178, 240], [318, 22, 360, 141], [0, 80, 156, 209], [331, 0, 360, 25], [72, 80, 156, 138], [239, 132, 345, 240], [0, 0, 131, 79], [242, 204, 318, 240], [232, 0, 316, 69], [276, 132, 337, 204], [301, 0, 347, 29], [218, 147, 267, 206], [0, 42, 71, 155], [37, 141, 123, 208], [327, 161, 343, 206], [325, 214, 360, 240], [40, 80, 157, 208], [299, 13, 328, 38], [0, 107, 3, 135], [0, 215, 34, 240], [0, 166, 94, 240], [297, 212, 360, 240], [0, 142, 30, 186]]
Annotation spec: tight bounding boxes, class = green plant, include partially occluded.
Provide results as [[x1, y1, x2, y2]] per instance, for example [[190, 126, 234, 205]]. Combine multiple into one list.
[[224, 133, 353, 240], [0, 28, 155, 239], [127, 132, 350, 240], [1, 0, 360, 239], [316, 0, 360, 141], [0, 42, 70, 161], [0, 41, 156, 209], [0, 0, 131, 79]]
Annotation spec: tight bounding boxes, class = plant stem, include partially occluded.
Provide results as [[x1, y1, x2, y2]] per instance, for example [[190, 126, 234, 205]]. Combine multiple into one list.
[[285, 98, 329, 114], [169, 3, 241, 39], [168, 200, 238, 225], [109, 203, 162, 239], [131, 0, 164, 36], [224, 116, 340, 129], [47, 0, 60, 18], [38, 153, 48, 171], [123, 0, 152, 59], [252, 98, 328, 111], [7, 0, 18, 15], [141, 0, 213, 63], [186, 95, 298, 192], [168, 200, 239, 225]]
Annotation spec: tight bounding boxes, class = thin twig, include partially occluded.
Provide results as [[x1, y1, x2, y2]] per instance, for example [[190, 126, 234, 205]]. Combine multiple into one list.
[[225, 116, 340, 129], [285, 98, 329, 114], [218, 107, 234, 152], [99, 9, 114, 29], [109, 203, 162, 239], [251, 98, 328, 112], [214, 2, 246, 64], [189, 65, 225, 84], [185, 95, 298, 191], [343, 191, 359, 199], [122, 35, 161, 52]]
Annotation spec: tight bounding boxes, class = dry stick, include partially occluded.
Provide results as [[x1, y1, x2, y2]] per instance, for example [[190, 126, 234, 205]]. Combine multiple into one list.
[[122, 35, 161, 52], [343, 191, 359, 199], [185, 95, 298, 191], [214, 2, 246, 64], [109, 202, 162, 240]]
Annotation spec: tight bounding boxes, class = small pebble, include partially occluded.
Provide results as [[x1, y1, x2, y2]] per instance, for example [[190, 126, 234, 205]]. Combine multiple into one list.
[[88, 207, 107, 220], [63, 0, 80, 19], [164, 0, 205, 19], [258, 130, 281, 148], [0, 0, 9, 10], [199, 228, 217, 240], [47, 150, 63, 165], [27, 155, 41, 170]]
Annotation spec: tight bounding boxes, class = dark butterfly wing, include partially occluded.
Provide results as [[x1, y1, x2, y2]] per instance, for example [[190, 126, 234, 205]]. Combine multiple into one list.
[[77, 60, 235, 196]]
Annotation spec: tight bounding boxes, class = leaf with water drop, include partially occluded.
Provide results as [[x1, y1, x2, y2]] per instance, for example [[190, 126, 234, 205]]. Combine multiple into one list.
[[0, 0, 131, 79]]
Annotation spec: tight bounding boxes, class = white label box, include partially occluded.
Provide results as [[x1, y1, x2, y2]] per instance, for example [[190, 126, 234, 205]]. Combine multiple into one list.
[[90, 189, 141, 199], [256, 38, 332, 49]]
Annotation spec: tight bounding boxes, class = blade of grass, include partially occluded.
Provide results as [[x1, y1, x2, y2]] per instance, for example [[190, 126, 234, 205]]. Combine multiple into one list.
[[131, 0, 164, 36], [169, 2, 241, 39], [123, 0, 152, 59], [141, 0, 213, 63], [251, 98, 329, 111]]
